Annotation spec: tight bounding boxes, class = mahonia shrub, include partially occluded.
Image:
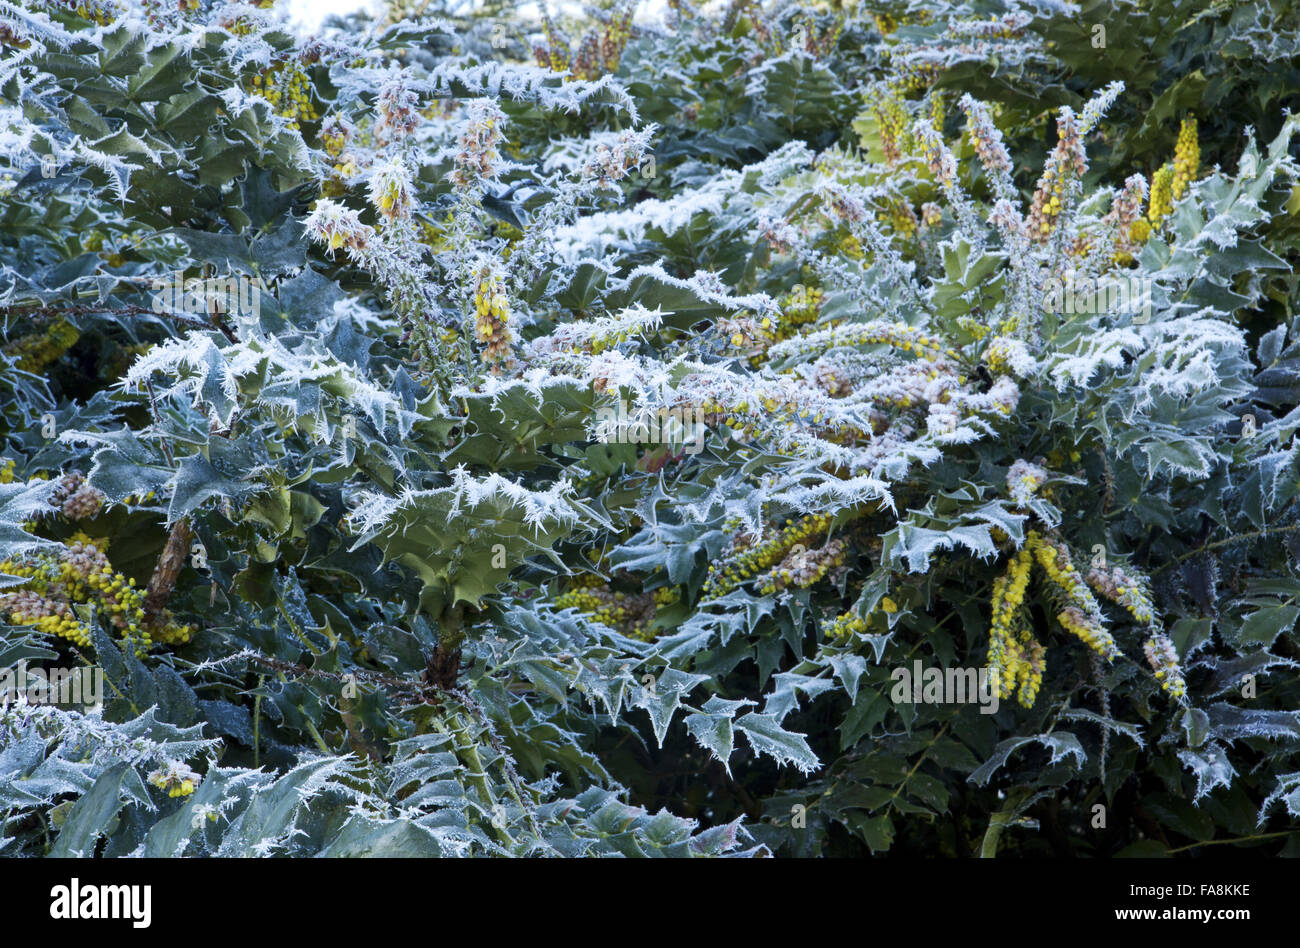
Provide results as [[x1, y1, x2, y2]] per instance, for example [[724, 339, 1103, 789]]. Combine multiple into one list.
[[0, 0, 1298, 858]]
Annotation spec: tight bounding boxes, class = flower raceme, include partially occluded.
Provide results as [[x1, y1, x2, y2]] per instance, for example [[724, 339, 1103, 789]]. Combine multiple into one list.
[[1085, 563, 1157, 627], [47, 472, 104, 520], [368, 158, 415, 223], [986, 546, 1044, 707], [1029, 532, 1119, 661], [148, 761, 203, 799], [304, 199, 373, 258], [0, 543, 148, 650], [1006, 458, 1048, 506], [1148, 163, 1175, 228], [757, 539, 848, 596], [980, 519, 1191, 710], [768, 319, 958, 363], [555, 575, 679, 642], [1107, 172, 1150, 258], [1172, 117, 1200, 200], [249, 59, 318, 133], [452, 99, 507, 190], [534, 1, 635, 80], [472, 267, 512, 366], [982, 531, 1181, 708], [1027, 107, 1086, 241], [1145, 118, 1201, 232], [703, 514, 834, 600], [1143, 634, 1188, 701], [374, 73, 421, 146]]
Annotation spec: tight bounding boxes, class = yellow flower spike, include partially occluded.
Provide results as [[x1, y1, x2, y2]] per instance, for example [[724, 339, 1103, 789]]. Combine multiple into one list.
[[1172, 117, 1199, 200], [1148, 163, 1175, 228]]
